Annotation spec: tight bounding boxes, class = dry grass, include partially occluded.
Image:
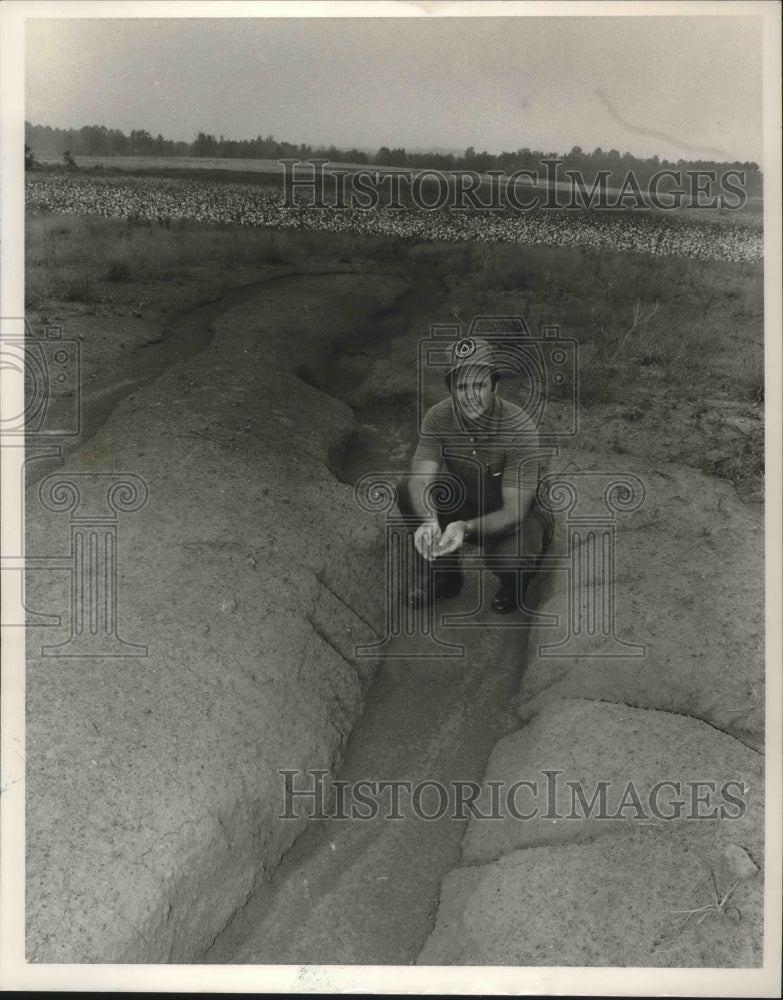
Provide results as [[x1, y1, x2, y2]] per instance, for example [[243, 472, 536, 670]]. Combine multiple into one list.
[[25, 213, 406, 308], [459, 241, 763, 392], [25, 211, 764, 493], [437, 237, 764, 491]]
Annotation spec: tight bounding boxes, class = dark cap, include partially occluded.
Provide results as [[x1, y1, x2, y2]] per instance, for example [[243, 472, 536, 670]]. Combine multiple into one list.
[[445, 336, 496, 379]]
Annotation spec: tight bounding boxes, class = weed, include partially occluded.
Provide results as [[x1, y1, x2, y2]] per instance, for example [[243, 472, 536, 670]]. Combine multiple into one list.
[[735, 362, 765, 404], [608, 298, 661, 361], [60, 272, 93, 302], [668, 866, 743, 935], [634, 350, 667, 367], [106, 256, 132, 281], [264, 234, 287, 265], [578, 361, 621, 407], [620, 406, 644, 421], [125, 212, 152, 229], [705, 425, 764, 494], [25, 275, 50, 309]]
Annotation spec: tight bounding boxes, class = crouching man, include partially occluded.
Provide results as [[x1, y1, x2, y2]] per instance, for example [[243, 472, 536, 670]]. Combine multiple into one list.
[[397, 336, 553, 614]]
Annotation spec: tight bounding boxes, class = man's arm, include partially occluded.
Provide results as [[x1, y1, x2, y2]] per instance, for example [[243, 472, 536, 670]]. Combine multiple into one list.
[[436, 481, 536, 556], [407, 458, 442, 520], [408, 459, 444, 561], [464, 481, 536, 539]]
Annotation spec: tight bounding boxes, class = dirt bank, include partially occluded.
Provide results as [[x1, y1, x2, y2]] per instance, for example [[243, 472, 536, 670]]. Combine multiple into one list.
[[25, 264, 409, 962], [417, 442, 765, 966]]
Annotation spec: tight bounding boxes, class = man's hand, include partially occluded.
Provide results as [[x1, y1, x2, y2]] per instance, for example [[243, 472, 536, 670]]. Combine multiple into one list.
[[414, 520, 442, 561], [432, 520, 467, 557]]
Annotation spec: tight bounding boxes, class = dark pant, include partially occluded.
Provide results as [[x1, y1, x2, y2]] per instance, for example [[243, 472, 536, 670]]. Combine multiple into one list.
[[396, 477, 552, 597]]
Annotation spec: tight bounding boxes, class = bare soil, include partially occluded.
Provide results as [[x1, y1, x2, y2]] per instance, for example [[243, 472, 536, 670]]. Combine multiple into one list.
[[23, 219, 765, 965]]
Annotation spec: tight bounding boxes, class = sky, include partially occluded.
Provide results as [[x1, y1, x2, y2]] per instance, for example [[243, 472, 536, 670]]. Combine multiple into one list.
[[23, 6, 765, 163]]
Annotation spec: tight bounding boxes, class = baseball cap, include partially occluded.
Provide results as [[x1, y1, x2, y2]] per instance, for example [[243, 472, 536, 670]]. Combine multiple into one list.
[[445, 336, 496, 380]]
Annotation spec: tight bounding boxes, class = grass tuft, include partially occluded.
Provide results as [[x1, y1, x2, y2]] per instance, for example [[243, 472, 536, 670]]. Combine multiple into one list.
[[106, 255, 132, 281], [707, 426, 764, 493]]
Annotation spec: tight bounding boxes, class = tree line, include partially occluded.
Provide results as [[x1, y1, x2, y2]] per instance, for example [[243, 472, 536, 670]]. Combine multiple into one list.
[[25, 121, 761, 190]]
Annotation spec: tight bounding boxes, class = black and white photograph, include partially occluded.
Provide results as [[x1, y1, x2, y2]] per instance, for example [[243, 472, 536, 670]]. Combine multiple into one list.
[[1, 0, 781, 994]]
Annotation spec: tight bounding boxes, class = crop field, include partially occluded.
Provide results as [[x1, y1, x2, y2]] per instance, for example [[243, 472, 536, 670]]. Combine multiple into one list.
[[26, 172, 763, 264]]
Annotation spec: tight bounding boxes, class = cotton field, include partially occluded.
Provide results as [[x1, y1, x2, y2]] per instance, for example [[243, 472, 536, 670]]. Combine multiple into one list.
[[25, 173, 763, 263]]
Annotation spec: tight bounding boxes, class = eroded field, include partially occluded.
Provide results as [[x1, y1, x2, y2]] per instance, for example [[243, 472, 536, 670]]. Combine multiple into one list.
[[25, 203, 764, 499], [23, 188, 766, 964]]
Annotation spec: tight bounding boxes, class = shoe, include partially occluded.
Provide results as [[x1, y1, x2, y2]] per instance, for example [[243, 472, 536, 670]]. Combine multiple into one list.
[[490, 585, 518, 615], [491, 571, 538, 614], [406, 570, 463, 608], [406, 582, 432, 608]]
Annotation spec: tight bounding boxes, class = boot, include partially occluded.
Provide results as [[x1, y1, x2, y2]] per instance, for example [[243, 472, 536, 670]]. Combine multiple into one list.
[[490, 570, 536, 615], [406, 557, 463, 608]]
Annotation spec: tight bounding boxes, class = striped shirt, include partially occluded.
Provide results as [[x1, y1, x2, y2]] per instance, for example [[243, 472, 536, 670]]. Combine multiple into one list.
[[412, 396, 541, 504]]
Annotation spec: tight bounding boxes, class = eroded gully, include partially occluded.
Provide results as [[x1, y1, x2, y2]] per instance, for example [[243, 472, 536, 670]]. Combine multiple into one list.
[[35, 260, 535, 965], [204, 263, 536, 965]]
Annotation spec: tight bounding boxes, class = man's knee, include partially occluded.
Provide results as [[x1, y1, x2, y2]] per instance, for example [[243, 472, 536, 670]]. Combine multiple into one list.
[[522, 515, 545, 557], [484, 517, 543, 560]]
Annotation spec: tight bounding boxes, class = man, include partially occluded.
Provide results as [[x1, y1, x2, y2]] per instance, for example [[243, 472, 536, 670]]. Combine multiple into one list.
[[397, 336, 554, 614]]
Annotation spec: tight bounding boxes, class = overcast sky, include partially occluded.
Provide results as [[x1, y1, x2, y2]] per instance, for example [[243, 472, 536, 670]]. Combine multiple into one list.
[[24, 9, 764, 162]]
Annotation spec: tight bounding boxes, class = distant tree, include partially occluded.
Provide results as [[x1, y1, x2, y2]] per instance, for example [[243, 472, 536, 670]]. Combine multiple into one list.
[[129, 129, 154, 155], [564, 146, 586, 172], [192, 132, 218, 157], [348, 149, 370, 165], [22, 117, 759, 195], [387, 147, 408, 167]]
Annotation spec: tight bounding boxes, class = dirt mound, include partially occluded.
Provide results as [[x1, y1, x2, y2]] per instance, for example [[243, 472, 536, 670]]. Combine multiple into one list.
[[518, 450, 764, 748], [417, 444, 765, 967], [460, 699, 762, 864], [418, 826, 762, 967], [25, 269, 408, 962]]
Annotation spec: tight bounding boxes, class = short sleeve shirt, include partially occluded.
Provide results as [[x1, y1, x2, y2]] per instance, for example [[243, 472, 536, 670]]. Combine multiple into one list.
[[412, 396, 541, 505]]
